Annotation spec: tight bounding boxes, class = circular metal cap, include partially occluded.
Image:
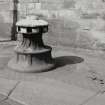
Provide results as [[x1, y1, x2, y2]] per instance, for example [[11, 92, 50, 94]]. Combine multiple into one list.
[[16, 16, 48, 27]]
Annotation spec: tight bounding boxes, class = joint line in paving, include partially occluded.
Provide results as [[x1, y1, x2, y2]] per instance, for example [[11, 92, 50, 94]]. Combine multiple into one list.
[[79, 91, 100, 105], [0, 96, 8, 104], [7, 81, 20, 98], [0, 81, 21, 104]]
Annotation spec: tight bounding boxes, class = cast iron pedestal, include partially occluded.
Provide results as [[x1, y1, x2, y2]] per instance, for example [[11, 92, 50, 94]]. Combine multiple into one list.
[[8, 17, 54, 72]]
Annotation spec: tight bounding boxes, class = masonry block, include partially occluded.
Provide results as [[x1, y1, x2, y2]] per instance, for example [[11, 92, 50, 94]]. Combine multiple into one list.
[[41, 2, 63, 10], [0, 0, 13, 40], [58, 29, 77, 47], [0, 11, 13, 23], [63, 0, 75, 9], [0, 2, 13, 11], [89, 30, 105, 50], [76, 30, 95, 49], [81, 12, 99, 19], [18, 0, 38, 3], [40, 0, 64, 3], [18, 3, 27, 12], [43, 19, 59, 46], [0, 22, 12, 39]]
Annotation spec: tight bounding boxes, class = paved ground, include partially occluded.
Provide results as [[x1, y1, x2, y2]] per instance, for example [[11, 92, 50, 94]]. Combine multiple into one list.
[[0, 42, 105, 104]]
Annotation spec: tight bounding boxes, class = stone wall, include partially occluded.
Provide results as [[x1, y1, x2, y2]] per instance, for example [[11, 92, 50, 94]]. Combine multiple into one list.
[[1, 0, 105, 50], [0, 0, 13, 40]]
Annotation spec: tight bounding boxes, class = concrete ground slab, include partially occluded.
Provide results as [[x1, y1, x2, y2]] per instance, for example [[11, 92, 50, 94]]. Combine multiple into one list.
[[0, 44, 105, 104], [0, 101, 9, 105], [0, 101, 22, 105], [0, 99, 24, 105], [10, 79, 96, 105], [0, 46, 105, 92], [0, 78, 18, 96], [84, 93, 105, 105], [0, 94, 7, 102]]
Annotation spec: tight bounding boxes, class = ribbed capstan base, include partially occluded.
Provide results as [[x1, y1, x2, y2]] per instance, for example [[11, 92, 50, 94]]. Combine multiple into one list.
[[8, 47, 55, 73]]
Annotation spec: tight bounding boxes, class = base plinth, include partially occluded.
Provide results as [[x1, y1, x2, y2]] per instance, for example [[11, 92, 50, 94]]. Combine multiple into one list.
[[8, 47, 55, 73]]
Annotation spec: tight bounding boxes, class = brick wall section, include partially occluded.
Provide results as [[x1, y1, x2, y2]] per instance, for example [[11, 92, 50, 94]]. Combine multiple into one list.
[[1, 0, 105, 50], [0, 0, 13, 39], [37, 0, 105, 50]]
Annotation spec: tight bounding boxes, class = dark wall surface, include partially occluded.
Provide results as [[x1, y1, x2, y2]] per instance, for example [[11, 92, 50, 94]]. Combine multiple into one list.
[[0, 0, 13, 40]]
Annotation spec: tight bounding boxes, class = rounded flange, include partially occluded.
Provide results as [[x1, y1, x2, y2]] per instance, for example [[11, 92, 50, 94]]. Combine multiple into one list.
[[8, 49, 55, 73], [8, 59, 55, 73]]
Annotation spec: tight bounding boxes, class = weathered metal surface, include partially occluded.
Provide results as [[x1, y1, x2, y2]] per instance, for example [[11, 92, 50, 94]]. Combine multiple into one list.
[[8, 16, 54, 72]]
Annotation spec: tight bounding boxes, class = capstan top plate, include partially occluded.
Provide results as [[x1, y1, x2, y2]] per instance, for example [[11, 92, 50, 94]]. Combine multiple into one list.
[[16, 16, 48, 27]]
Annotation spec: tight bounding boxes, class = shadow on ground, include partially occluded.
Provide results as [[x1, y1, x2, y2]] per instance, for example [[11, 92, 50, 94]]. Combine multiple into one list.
[[54, 56, 84, 68], [36, 56, 84, 73], [0, 55, 84, 74], [37, 56, 84, 73]]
